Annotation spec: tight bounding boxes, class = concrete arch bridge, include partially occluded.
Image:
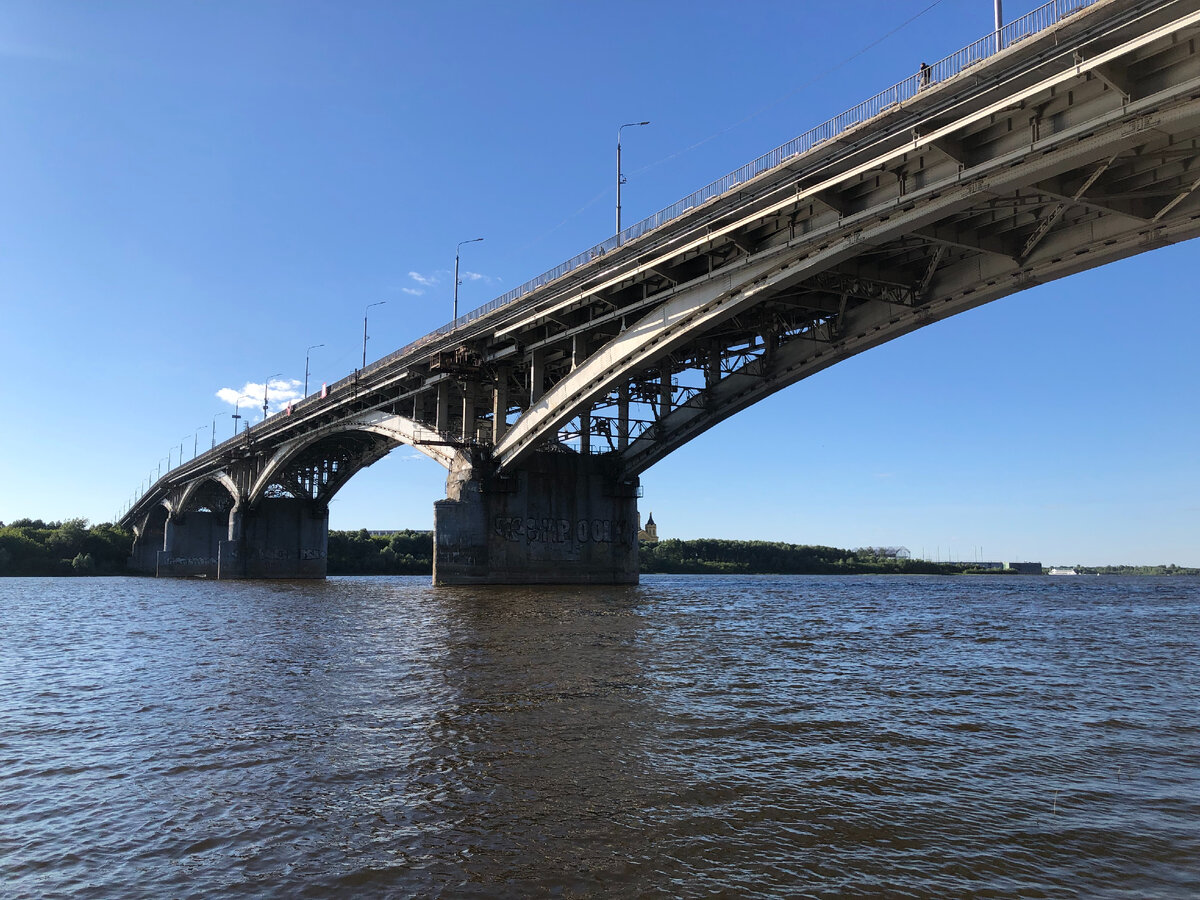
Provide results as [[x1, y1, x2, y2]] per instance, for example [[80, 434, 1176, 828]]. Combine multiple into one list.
[[122, 0, 1200, 583]]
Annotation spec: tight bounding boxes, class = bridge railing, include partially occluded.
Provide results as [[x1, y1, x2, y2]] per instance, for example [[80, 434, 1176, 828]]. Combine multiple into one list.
[[369, 0, 1097, 361], [129, 0, 1099, 514], [281, 1, 1098, 433]]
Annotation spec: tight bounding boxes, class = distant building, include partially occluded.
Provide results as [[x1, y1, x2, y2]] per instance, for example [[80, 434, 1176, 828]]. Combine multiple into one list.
[[638, 512, 659, 543]]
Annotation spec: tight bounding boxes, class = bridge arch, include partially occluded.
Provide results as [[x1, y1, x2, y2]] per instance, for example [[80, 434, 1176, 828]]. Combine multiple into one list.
[[247, 412, 454, 509], [491, 20, 1200, 476], [129, 502, 172, 574], [176, 472, 240, 517], [137, 498, 174, 530]]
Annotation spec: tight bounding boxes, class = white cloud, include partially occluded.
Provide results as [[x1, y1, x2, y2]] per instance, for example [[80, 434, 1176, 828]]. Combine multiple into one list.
[[216, 379, 304, 415], [460, 270, 501, 286], [404, 268, 499, 295]]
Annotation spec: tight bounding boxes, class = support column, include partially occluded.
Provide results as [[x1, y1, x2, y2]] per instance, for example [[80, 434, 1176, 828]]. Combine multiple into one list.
[[218, 506, 244, 579], [659, 369, 672, 420], [433, 450, 640, 585], [706, 348, 721, 389], [529, 349, 545, 404], [462, 379, 477, 441], [156, 512, 222, 578], [572, 333, 589, 370], [492, 366, 510, 444], [579, 403, 591, 455], [129, 506, 168, 575], [618, 384, 630, 451], [129, 536, 159, 574], [436, 380, 451, 434], [236, 498, 329, 578]]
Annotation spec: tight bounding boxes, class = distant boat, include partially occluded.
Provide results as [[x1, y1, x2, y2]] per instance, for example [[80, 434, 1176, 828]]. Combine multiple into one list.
[[1048, 567, 1078, 575]]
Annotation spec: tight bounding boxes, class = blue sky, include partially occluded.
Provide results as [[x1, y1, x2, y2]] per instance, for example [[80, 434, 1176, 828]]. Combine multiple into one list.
[[1, 1, 1195, 566]]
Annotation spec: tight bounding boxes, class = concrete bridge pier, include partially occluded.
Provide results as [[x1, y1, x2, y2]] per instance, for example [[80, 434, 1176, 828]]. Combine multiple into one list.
[[128, 506, 168, 575], [155, 511, 226, 578], [433, 450, 640, 585], [229, 498, 329, 579], [129, 533, 161, 575], [129, 541, 158, 575]]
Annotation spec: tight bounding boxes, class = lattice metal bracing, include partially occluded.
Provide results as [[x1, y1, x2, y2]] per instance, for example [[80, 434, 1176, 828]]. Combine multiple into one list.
[[182, 480, 236, 514], [274, 432, 393, 504]]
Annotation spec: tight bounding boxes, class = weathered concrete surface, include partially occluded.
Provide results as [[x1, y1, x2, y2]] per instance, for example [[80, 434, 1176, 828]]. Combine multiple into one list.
[[129, 506, 168, 574], [434, 451, 639, 585], [134, 497, 327, 579], [227, 498, 329, 579], [129, 537, 159, 575], [217, 540, 241, 580], [155, 510, 224, 578]]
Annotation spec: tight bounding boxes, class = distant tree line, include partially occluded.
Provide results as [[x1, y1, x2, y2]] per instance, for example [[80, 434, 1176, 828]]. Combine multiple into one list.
[[323, 532, 961, 577], [0, 519, 132, 576], [639, 538, 959, 575], [327, 529, 434, 575], [6, 521, 1193, 578], [1074, 564, 1199, 576]]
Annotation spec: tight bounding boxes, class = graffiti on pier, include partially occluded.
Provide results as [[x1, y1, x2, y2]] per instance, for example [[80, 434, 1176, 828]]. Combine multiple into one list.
[[493, 516, 635, 547], [245, 548, 328, 561]]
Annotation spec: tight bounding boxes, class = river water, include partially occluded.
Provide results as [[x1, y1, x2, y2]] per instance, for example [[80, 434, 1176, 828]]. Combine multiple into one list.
[[1, 575, 1197, 898]]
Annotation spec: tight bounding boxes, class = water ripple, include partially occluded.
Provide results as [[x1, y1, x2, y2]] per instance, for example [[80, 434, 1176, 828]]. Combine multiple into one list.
[[0, 574, 1197, 897]]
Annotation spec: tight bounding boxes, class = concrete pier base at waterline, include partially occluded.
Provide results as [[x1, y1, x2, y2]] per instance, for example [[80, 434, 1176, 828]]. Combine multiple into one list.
[[146, 498, 329, 579], [433, 451, 640, 585]]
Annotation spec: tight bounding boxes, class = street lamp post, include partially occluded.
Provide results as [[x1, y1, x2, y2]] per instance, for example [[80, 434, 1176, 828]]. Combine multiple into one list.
[[179, 436, 187, 463], [454, 238, 484, 321], [994, 1, 1003, 51], [193, 425, 208, 459], [616, 121, 650, 235], [211, 412, 226, 449], [304, 344, 324, 396], [263, 374, 282, 420], [363, 302, 386, 369]]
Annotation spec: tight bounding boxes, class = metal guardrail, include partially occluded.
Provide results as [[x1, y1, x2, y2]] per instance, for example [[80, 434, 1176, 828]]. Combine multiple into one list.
[[125, 0, 1100, 517], [302, 1, 1098, 422], [401, 0, 1098, 349]]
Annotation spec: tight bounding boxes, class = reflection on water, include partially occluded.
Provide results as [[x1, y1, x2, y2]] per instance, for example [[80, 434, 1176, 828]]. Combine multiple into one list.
[[1, 575, 1197, 898]]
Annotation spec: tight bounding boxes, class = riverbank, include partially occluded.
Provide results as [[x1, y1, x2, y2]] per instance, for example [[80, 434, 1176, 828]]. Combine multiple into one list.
[[328, 532, 1198, 577], [4, 522, 1194, 577]]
